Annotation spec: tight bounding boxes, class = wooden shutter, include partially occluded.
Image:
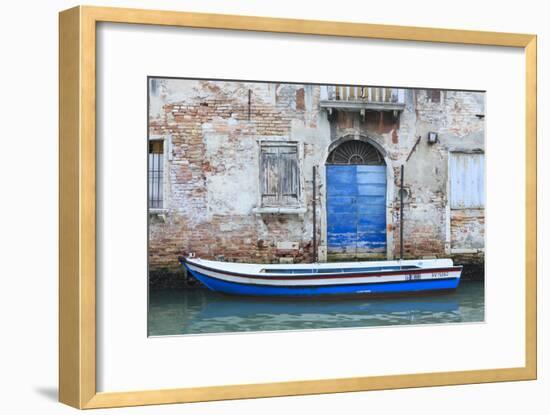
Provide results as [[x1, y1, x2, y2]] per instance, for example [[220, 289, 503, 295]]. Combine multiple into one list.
[[260, 146, 280, 206], [260, 143, 300, 207], [450, 152, 485, 209], [280, 146, 299, 205]]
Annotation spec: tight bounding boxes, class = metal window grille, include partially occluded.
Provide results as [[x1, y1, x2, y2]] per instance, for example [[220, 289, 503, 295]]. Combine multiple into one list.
[[326, 140, 385, 165], [148, 140, 164, 209]]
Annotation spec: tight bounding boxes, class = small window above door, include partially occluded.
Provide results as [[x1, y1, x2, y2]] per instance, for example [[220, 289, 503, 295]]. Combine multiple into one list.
[[327, 139, 385, 165]]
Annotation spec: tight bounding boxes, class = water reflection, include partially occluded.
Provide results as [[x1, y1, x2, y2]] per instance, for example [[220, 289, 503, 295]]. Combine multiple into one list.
[[148, 281, 484, 336]]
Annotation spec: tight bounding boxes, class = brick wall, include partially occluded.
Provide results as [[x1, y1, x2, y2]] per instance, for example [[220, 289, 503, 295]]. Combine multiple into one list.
[[148, 80, 485, 272], [149, 80, 322, 272]]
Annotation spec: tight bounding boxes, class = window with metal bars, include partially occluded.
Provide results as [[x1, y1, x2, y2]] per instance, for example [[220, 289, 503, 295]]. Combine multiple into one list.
[[148, 140, 164, 209], [260, 143, 300, 207]]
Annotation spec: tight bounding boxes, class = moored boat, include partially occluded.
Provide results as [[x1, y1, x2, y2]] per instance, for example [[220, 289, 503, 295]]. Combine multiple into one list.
[[179, 256, 462, 298]]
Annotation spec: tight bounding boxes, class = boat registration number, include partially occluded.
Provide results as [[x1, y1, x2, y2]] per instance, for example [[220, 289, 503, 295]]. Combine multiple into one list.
[[431, 272, 449, 278], [405, 274, 421, 281], [405, 272, 449, 281]]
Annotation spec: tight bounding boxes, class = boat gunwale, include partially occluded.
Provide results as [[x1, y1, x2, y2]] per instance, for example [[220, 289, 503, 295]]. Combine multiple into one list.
[[181, 258, 463, 280]]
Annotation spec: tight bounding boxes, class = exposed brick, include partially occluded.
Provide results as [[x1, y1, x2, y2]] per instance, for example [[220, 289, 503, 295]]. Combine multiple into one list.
[[148, 81, 485, 271]]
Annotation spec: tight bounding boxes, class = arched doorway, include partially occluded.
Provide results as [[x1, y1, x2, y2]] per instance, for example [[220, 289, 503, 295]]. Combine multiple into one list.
[[326, 138, 387, 259]]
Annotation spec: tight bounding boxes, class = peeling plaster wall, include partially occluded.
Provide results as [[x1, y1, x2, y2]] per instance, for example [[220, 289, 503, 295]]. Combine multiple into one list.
[[411, 90, 485, 260], [326, 89, 485, 261], [148, 79, 328, 271], [148, 80, 485, 272]]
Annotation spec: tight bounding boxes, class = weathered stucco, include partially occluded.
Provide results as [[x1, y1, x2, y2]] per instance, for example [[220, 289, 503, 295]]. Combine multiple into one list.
[[148, 79, 485, 272]]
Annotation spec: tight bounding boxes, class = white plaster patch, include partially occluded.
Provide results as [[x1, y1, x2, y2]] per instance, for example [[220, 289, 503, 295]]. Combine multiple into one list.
[[276, 241, 299, 250], [206, 173, 257, 215]]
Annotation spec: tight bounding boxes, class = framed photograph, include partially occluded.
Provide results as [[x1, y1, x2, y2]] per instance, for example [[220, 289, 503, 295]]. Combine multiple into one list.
[[147, 78, 485, 336], [59, 6, 537, 409]]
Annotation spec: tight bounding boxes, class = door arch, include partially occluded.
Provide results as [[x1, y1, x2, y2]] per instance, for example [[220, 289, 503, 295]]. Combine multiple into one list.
[[325, 137, 387, 259]]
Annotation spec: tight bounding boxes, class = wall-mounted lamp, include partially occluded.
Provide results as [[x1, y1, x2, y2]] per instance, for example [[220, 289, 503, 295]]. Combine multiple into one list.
[[427, 131, 438, 145]]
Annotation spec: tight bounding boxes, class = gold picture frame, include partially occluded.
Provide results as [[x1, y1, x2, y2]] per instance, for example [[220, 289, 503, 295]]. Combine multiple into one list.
[[59, 5, 537, 409]]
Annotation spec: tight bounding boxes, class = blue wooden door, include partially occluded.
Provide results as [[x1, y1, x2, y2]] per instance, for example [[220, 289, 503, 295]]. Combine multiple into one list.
[[326, 165, 387, 258]]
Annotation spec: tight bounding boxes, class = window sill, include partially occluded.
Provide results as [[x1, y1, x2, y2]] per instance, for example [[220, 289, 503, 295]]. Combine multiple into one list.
[[450, 248, 485, 254], [149, 208, 168, 222], [252, 206, 307, 215]]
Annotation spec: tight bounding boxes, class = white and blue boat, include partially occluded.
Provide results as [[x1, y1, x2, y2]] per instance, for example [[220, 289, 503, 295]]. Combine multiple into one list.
[[179, 256, 462, 298]]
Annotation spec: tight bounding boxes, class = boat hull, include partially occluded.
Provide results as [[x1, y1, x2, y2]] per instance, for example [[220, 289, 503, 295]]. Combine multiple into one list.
[[180, 257, 462, 298], [187, 270, 460, 297]]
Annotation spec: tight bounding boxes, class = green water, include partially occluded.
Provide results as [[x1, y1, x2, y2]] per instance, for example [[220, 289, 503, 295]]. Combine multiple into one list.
[[147, 281, 484, 336]]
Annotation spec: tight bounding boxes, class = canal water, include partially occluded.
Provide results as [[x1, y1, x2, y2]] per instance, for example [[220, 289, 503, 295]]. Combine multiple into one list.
[[148, 281, 484, 336]]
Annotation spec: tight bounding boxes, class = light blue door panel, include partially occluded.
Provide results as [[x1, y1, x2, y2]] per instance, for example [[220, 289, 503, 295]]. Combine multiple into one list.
[[327, 166, 356, 184], [356, 197, 386, 212], [327, 198, 356, 215], [356, 167, 387, 184], [357, 183, 386, 196], [327, 165, 387, 256], [357, 214, 386, 229], [327, 215, 356, 233], [327, 234, 357, 253], [356, 232, 387, 244]]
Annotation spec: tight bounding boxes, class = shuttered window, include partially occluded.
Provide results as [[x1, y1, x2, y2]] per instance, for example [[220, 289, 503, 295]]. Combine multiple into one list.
[[260, 143, 300, 207], [450, 152, 485, 209]]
